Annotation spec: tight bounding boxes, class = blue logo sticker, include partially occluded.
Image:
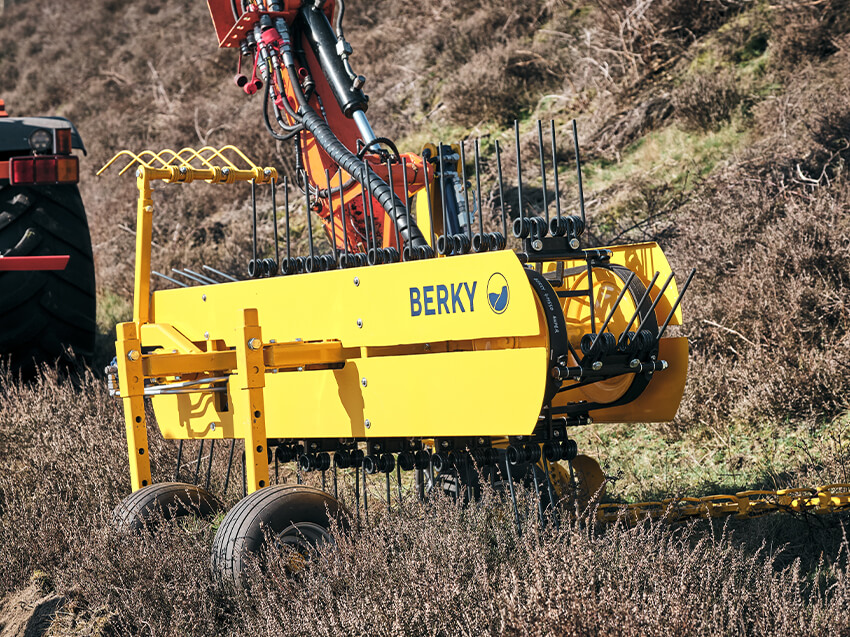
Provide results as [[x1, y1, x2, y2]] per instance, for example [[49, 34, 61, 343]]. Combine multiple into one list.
[[487, 272, 509, 314]]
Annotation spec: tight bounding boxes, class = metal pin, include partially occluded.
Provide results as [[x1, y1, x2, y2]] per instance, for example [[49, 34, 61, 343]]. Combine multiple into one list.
[[338, 169, 350, 264], [193, 439, 205, 484], [587, 260, 596, 334], [175, 440, 184, 481], [460, 140, 472, 245], [204, 440, 216, 491], [224, 439, 236, 495], [495, 139, 508, 238], [572, 119, 586, 227], [153, 271, 188, 288], [504, 451, 522, 536], [325, 169, 338, 263], [203, 265, 239, 282], [619, 272, 660, 346], [171, 269, 208, 286], [551, 120, 562, 223], [386, 158, 401, 254], [182, 268, 217, 285], [656, 269, 697, 341], [474, 138, 484, 249], [422, 153, 437, 251], [588, 271, 636, 352], [402, 158, 412, 260], [271, 177, 280, 265], [537, 120, 549, 224]]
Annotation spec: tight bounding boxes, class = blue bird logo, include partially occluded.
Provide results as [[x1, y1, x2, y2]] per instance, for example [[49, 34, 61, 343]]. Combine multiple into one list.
[[487, 273, 509, 314]]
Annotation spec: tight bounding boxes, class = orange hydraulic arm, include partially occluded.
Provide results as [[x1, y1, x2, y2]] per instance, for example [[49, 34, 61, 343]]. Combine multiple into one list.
[[207, 0, 431, 262]]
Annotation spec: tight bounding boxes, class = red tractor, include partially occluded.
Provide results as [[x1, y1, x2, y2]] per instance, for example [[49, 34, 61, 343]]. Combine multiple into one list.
[[0, 99, 95, 376]]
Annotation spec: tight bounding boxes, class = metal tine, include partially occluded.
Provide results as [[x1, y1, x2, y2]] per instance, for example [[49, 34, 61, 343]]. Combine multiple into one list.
[[172, 268, 208, 286], [275, 452, 279, 484], [251, 179, 258, 267], [204, 439, 216, 491], [551, 120, 562, 224], [572, 119, 587, 227], [362, 464, 369, 523], [474, 139, 484, 249], [438, 142, 448, 251], [402, 157, 412, 260], [531, 461, 545, 528], [542, 457, 560, 530], [203, 265, 239, 282], [175, 440, 184, 481], [153, 271, 188, 288], [365, 171, 378, 263], [242, 447, 247, 498], [355, 460, 361, 524], [537, 120, 549, 225], [304, 176, 317, 266], [284, 175, 292, 266], [460, 140, 472, 245], [338, 169, 351, 265], [193, 439, 205, 484], [514, 120, 525, 232], [325, 168, 338, 264], [322, 469, 326, 492], [333, 462, 338, 500], [495, 140, 508, 238], [396, 461, 403, 505], [639, 271, 675, 334], [619, 271, 660, 346], [588, 271, 636, 351], [183, 268, 217, 285], [224, 438, 236, 494], [386, 470, 391, 513], [271, 177, 280, 265], [503, 453, 523, 536], [656, 268, 697, 341], [422, 153, 437, 250], [386, 158, 402, 253]]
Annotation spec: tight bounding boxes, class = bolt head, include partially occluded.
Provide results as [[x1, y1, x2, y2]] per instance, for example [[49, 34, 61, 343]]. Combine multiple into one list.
[[127, 350, 141, 362], [202, 294, 207, 301], [356, 318, 363, 328], [204, 331, 210, 340], [353, 276, 360, 286], [264, 168, 272, 176], [361, 378, 368, 387], [365, 419, 371, 429], [210, 422, 216, 431], [135, 169, 142, 178], [222, 167, 230, 175], [569, 238, 580, 250], [592, 360, 603, 371], [248, 337, 262, 350], [629, 359, 640, 369], [531, 239, 543, 251]]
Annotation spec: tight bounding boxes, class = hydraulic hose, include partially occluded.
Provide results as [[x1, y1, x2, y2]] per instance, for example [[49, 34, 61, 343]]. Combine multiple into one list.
[[299, 110, 427, 249]]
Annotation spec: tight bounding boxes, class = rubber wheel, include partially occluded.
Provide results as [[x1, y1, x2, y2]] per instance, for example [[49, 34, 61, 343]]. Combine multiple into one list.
[[0, 183, 95, 376], [112, 482, 223, 533], [212, 485, 347, 590]]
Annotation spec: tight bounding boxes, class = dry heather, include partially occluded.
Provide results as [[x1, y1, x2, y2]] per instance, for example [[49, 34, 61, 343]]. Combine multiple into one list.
[[3, 0, 850, 633], [1, 370, 850, 636]]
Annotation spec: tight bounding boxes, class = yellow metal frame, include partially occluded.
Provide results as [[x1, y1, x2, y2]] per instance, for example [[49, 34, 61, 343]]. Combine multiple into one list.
[[101, 145, 688, 495]]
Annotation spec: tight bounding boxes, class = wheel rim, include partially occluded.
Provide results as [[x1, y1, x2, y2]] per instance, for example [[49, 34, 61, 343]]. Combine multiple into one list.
[[273, 521, 333, 573]]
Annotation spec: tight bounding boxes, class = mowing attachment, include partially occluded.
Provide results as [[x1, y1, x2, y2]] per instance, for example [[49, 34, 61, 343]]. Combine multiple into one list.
[[103, 0, 702, 587]]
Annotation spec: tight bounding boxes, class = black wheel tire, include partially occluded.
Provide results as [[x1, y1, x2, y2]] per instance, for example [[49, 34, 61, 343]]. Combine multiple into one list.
[[0, 183, 95, 377], [212, 485, 348, 590], [112, 482, 223, 533]]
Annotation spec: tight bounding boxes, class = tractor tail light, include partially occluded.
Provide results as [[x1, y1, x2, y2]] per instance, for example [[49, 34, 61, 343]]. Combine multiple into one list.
[[9, 155, 79, 185], [55, 128, 72, 154]]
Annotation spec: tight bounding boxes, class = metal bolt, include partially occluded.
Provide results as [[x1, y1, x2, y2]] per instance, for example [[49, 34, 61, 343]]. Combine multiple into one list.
[[135, 169, 142, 178], [361, 378, 368, 387], [356, 318, 363, 328], [179, 166, 187, 174], [222, 167, 230, 176], [531, 239, 543, 251], [264, 168, 272, 177], [202, 294, 207, 301], [353, 276, 360, 286], [269, 339, 276, 343], [297, 366, 303, 371], [424, 343, 431, 351], [365, 419, 371, 429], [210, 422, 216, 431], [592, 360, 603, 371], [569, 238, 580, 250], [127, 350, 140, 362], [204, 331, 210, 340], [629, 359, 640, 369], [587, 416, 594, 424], [248, 337, 262, 350]]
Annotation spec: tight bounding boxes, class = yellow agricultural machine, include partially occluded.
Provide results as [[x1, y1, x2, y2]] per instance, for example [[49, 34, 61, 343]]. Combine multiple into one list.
[[104, 0, 694, 587]]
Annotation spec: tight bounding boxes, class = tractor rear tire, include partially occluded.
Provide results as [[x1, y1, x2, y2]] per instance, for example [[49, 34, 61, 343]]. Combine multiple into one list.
[[112, 482, 223, 533], [0, 183, 95, 377], [212, 485, 347, 590]]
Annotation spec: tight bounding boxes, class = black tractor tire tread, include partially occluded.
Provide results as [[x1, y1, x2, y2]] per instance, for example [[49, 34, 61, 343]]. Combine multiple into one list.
[[0, 183, 95, 374], [112, 482, 223, 533], [212, 485, 344, 589]]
